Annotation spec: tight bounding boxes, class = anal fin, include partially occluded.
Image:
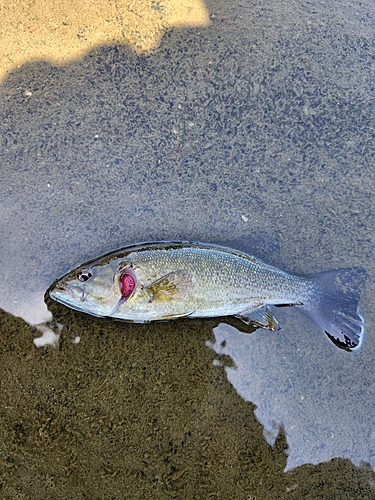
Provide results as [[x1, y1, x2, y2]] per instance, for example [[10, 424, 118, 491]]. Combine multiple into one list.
[[235, 307, 280, 331]]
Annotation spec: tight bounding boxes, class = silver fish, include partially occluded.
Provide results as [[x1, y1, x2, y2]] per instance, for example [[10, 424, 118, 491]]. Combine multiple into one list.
[[49, 241, 367, 351]]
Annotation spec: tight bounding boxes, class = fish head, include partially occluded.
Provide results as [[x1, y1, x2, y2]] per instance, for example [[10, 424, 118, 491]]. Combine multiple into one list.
[[49, 260, 136, 317]]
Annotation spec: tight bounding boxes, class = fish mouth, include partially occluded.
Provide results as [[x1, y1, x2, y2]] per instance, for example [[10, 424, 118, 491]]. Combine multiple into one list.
[[50, 281, 86, 302], [49, 281, 121, 318]]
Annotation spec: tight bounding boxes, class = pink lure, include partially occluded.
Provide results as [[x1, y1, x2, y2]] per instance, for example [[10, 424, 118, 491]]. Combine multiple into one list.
[[119, 272, 136, 300]]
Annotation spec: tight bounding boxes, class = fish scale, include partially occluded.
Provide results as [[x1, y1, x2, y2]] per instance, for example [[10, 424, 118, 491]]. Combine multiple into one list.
[[128, 246, 306, 303]]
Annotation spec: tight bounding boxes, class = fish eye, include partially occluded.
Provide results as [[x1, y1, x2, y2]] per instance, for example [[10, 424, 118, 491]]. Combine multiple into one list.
[[78, 269, 93, 282]]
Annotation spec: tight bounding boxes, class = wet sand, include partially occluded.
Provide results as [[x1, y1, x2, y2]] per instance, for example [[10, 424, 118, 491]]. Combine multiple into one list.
[[1, 304, 375, 498]]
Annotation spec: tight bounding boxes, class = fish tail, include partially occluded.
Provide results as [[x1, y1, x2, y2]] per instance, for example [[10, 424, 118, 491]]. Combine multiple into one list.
[[301, 267, 367, 351]]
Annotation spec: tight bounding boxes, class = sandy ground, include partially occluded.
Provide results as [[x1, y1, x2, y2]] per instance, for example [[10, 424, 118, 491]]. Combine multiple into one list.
[[1, 0, 375, 498], [1, 0, 209, 81], [1, 306, 375, 499]]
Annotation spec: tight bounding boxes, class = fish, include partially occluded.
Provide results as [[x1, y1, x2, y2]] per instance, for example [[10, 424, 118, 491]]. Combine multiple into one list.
[[49, 241, 367, 351]]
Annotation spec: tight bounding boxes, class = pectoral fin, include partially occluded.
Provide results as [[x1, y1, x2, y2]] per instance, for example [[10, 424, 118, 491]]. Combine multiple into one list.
[[146, 271, 191, 302], [235, 307, 280, 331]]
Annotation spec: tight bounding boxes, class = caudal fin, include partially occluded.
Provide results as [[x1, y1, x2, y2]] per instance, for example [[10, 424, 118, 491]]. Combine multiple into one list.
[[302, 267, 367, 351]]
